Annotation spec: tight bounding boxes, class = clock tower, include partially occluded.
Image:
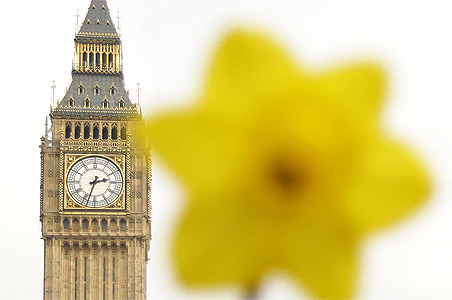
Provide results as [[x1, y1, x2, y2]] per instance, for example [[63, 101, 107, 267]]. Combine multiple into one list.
[[40, 1, 151, 299]]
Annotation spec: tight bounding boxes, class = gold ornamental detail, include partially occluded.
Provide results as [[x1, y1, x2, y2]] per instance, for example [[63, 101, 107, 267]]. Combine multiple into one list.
[[60, 153, 130, 214], [60, 138, 130, 153], [126, 152, 131, 211]]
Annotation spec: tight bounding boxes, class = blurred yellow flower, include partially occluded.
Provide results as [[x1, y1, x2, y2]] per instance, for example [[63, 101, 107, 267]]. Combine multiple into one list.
[[142, 30, 430, 299]]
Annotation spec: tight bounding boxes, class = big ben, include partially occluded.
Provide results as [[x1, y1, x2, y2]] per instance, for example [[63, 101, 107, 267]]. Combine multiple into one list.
[[39, 1, 151, 299]]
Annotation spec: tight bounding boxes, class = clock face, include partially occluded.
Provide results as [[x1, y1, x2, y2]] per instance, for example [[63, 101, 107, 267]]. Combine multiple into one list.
[[66, 156, 124, 208]]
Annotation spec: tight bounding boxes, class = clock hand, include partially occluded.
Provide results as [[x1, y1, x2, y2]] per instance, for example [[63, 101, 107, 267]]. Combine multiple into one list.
[[89, 176, 99, 185], [87, 176, 99, 203], [87, 184, 95, 204]]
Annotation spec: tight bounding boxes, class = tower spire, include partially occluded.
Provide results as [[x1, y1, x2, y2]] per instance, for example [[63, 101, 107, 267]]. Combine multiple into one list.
[[78, 0, 118, 36], [72, 0, 122, 75], [52, 0, 137, 119]]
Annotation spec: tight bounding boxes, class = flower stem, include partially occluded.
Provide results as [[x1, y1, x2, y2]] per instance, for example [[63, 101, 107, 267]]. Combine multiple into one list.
[[243, 281, 260, 300]]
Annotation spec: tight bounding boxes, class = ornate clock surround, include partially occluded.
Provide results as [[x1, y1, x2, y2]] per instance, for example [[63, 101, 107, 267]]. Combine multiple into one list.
[[59, 152, 131, 214]]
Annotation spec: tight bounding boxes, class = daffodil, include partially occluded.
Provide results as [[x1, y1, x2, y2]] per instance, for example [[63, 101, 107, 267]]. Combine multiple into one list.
[[142, 30, 430, 299]]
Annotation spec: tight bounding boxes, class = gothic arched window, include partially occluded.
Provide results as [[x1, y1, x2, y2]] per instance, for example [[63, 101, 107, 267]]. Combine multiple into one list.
[[84, 98, 90, 108], [120, 125, 127, 140], [101, 219, 108, 231], [68, 98, 75, 107], [102, 53, 107, 69], [120, 219, 127, 231], [102, 125, 108, 140], [110, 86, 116, 96], [82, 218, 89, 230], [118, 99, 125, 108], [89, 52, 94, 68], [96, 53, 100, 68], [74, 123, 81, 139], [93, 124, 99, 139], [94, 85, 100, 96], [108, 53, 114, 69], [91, 218, 99, 232], [65, 123, 72, 138], [82, 52, 87, 68], [111, 126, 118, 140], [78, 84, 85, 95], [84, 123, 90, 139], [72, 218, 80, 231], [63, 218, 70, 230], [103, 99, 108, 108], [110, 218, 117, 230]]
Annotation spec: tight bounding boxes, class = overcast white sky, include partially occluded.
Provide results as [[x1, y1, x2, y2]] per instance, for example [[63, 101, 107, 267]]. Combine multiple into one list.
[[1, 0, 452, 299]]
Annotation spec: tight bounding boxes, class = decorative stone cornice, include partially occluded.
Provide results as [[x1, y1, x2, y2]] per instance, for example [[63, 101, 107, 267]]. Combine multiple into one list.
[[51, 106, 141, 120], [60, 138, 130, 153], [76, 32, 119, 38]]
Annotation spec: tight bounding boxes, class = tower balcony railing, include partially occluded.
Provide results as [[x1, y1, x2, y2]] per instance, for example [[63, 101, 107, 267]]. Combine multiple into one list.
[[72, 63, 121, 74]]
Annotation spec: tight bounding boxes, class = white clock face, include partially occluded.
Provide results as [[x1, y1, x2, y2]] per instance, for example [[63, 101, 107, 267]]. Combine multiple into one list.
[[66, 156, 124, 208]]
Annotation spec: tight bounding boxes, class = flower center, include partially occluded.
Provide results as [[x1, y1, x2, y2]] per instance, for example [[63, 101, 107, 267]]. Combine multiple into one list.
[[270, 160, 306, 194]]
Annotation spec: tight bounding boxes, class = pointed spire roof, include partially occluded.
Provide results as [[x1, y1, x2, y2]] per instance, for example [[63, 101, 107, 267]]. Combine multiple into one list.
[[52, 0, 140, 119], [77, 0, 118, 37]]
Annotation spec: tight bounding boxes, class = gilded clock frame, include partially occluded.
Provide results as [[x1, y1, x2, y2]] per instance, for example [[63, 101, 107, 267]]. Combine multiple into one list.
[[59, 153, 130, 214]]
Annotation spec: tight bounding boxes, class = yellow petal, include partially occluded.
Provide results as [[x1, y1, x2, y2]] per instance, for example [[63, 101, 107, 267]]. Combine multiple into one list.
[[143, 110, 252, 195], [317, 62, 385, 122], [141, 28, 431, 299], [204, 30, 299, 118], [173, 197, 275, 287], [341, 137, 431, 233], [278, 210, 358, 299]]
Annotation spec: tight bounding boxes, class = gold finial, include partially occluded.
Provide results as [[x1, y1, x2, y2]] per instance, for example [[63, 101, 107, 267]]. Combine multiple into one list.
[[75, 9, 80, 33], [136, 82, 141, 104], [116, 11, 121, 35], [45, 116, 49, 140], [51, 80, 56, 103]]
